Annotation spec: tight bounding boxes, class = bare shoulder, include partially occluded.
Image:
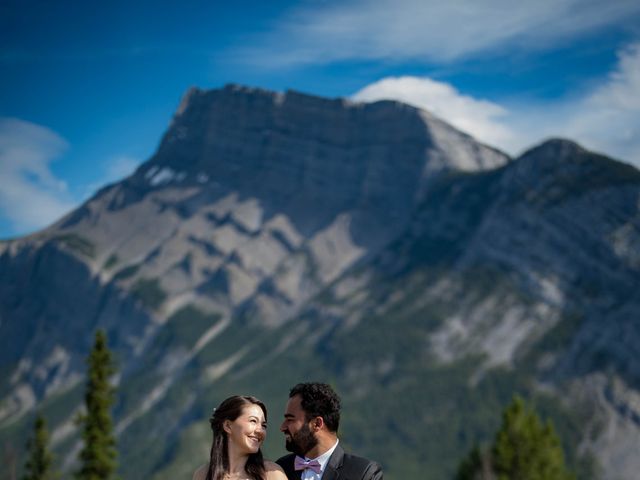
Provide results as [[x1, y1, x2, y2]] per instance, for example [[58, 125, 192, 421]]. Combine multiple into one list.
[[192, 464, 208, 480], [264, 460, 287, 480]]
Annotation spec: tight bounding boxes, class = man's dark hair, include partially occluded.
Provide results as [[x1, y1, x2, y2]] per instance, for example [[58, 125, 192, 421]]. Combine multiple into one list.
[[289, 382, 341, 432]]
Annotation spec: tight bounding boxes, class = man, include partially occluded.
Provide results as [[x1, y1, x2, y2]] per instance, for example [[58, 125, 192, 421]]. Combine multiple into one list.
[[276, 382, 383, 480]]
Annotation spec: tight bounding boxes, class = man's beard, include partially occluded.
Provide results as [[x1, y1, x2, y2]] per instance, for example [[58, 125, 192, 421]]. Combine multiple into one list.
[[285, 423, 318, 456]]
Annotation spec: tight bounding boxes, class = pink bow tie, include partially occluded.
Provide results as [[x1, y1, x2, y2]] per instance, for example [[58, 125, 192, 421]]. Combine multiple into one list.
[[294, 456, 322, 474]]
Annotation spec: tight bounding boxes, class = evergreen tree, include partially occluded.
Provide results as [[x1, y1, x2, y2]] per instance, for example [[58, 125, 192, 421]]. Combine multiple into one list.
[[23, 413, 57, 480], [456, 396, 574, 480], [492, 396, 574, 480], [455, 445, 494, 480], [75, 329, 118, 480]]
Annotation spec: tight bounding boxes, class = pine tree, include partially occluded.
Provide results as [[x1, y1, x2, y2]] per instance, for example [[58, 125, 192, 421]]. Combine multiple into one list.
[[23, 413, 57, 480], [492, 396, 574, 480], [75, 329, 118, 480], [455, 445, 495, 480], [456, 396, 574, 480]]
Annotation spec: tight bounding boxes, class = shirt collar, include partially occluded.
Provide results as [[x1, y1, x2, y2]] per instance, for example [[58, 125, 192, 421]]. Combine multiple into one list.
[[307, 439, 339, 473]]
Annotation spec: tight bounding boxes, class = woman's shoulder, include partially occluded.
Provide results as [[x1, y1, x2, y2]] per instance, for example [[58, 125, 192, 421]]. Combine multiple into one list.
[[192, 464, 208, 480], [264, 460, 287, 480]]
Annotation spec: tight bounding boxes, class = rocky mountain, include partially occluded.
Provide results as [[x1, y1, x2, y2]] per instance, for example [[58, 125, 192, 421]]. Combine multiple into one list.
[[1, 84, 639, 479]]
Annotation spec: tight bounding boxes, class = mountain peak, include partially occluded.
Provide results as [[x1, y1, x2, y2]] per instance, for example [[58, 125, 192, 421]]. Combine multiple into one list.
[[520, 137, 585, 160], [505, 137, 640, 205], [516, 137, 639, 175], [134, 84, 509, 211]]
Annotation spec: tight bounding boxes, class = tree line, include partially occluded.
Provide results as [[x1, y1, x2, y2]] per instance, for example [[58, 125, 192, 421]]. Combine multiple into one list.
[[21, 330, 575, 479]]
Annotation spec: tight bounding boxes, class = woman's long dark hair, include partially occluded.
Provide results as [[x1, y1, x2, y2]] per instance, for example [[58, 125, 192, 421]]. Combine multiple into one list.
[[205, 395, 267, 480]]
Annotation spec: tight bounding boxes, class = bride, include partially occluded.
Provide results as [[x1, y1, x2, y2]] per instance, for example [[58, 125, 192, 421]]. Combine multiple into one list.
[[193, 395, 287, 480]]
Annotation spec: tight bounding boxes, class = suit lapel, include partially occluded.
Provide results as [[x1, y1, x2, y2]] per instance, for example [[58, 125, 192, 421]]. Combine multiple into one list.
[[321, 444, 344, 480]]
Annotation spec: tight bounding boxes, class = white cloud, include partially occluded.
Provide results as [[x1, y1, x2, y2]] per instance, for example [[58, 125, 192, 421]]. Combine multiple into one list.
[[0, 120, 143, 238], [351, 42, 640, 166], [234, 0, 640, 67], [504, 41, 640, 162], [0, 118, 76, 236], [353, 76, 515, 150], [564, 42, 640, 163]]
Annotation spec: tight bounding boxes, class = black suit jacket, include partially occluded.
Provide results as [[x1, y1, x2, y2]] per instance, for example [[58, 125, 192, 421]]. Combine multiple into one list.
[[276, 445, 383, 480]]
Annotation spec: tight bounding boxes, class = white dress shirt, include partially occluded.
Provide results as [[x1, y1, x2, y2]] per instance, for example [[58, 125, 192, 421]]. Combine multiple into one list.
[[300, 439, 339, 480]]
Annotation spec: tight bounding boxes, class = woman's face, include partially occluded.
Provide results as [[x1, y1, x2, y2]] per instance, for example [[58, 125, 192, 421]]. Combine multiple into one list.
[[224, 404, 267, 455]]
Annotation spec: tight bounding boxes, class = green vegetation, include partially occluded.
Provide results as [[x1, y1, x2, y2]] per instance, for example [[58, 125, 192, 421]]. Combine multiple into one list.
[[115, 305, 220, 416], [0, 361, 18, 398], [456, 446, 492, 480], [74, 294, 594, 480], [22, 413, 57, 480], [75, 330, 118, 480], [519, 312, 585, 376], [149, 422, 209, 480], [131, 278, 167, 310], [456, 396, 575, 480], [103, 254, 119, 270], [160, 305, 220, 348], [53, 234, 96, 259], [527, 150, 640, 208], [113, 264, 140, 281], [1, 255, 595, 480]]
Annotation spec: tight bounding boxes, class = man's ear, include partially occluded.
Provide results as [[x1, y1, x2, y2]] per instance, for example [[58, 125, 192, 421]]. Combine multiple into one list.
[[311, 416, 324, 432]]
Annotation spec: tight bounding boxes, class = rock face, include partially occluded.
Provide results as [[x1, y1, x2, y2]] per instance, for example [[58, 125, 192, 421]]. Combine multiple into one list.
[[0, 84, 506, 376], [1, 85, 639, 480]]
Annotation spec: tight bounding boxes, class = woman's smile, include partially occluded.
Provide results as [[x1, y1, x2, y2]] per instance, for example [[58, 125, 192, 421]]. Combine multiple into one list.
[[226, 404, 268, 454]]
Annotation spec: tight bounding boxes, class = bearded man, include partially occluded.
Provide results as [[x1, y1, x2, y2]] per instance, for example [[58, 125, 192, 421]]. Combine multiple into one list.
[[277, 383, 383, 480]]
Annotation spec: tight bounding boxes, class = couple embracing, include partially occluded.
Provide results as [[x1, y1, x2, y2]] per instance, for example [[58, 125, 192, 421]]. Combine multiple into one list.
[[193, 382, 383, 480]]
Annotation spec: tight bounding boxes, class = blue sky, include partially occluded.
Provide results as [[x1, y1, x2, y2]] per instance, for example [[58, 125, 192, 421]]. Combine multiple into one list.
[[1, 0, 639, 239]]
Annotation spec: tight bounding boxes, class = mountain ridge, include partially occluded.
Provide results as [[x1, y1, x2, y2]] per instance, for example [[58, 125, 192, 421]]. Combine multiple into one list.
[[1, 84, 639, 480]]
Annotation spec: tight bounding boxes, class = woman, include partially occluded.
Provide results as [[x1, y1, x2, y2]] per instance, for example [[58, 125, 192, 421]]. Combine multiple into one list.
[[193, 395, 288, 480]]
